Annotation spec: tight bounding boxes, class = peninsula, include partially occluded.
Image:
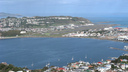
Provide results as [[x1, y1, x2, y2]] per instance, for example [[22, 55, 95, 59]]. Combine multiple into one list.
[[0, 16, 122, 42]]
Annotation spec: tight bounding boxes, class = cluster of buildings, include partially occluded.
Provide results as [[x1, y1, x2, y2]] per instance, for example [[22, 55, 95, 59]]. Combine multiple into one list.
[[44, 54, 128, 72], [62, 30, 101, 37], [62, 27, 112, 37], [63, 27, 128, 41], [0, 16, 89, 28], [51, 24, 94, 31], [0, 17, 22, 27], [0, 24, 94, 35], [0, 16, 93, 35], [0, 16, 73, 27], [0, 27, 49, 33]]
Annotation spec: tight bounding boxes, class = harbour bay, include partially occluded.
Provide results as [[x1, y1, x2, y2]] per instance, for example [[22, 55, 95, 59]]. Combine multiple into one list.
[[0, 38, 127, 69], [1, 0, 128, 71]]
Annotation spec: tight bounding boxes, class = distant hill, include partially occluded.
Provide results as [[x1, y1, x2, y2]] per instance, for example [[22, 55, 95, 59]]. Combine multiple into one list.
[[0, 16, 92, 28], [0, 12, 22, 17]]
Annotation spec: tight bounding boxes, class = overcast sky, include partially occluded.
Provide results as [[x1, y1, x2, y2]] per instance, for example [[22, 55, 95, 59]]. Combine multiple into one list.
[[1, 0, 128, 17]]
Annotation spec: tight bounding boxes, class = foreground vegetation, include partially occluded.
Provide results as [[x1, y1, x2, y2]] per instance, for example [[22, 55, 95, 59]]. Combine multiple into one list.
[[0, 30, 21, 37], [0, 63, 27, 72]]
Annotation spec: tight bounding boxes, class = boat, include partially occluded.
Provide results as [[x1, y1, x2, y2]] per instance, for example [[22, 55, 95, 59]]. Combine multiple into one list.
[[46, 62, 50, 67], [124, 46, 128, 50], [85, 56, 87, 59], [45, 64, 48, 67], [72, 57, 74, 60], [31, 62, 34, 66], [47, 62, 50, 65], [101, 59, 103, 61], [110, 47, 114, 49]]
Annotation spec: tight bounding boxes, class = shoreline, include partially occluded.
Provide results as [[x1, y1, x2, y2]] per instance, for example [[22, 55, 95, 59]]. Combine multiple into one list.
[[0, 24, 125, 42], [0, 36, 127, 43]]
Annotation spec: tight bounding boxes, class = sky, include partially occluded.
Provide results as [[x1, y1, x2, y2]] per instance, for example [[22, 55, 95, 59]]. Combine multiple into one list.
[[0, 0, 128, 17]]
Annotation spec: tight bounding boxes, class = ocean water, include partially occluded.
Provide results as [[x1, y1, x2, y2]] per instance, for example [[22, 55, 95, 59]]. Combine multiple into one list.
[[0, 38, 128, 69], [86, 17, 128, 27]]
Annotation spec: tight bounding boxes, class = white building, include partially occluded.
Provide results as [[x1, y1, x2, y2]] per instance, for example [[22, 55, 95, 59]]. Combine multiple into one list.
[[17, 71, 23, 72], [117, 36, 128, 41], [8, 71, 15, 72], [97, 67, 110, 72], [104, 27, 113, 31], [20, 31, 27, 34]]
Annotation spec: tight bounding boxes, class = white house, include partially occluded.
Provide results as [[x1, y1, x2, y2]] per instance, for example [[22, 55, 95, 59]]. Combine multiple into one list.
[[8, 71, 15, 72], [20, 31, 27, 34], [104, 27, 113, 30], [17, 71, 23, 72], [97, 67, 110, 72]]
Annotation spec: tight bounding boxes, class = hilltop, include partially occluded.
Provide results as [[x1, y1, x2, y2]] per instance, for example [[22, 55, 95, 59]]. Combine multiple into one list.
[[0, 16, 117, 38], [0, 12, 22, 17], [0, 16, 92, 28]]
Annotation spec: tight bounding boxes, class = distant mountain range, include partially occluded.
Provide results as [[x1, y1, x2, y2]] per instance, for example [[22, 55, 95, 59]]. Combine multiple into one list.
[[0, 12, 22, 17]]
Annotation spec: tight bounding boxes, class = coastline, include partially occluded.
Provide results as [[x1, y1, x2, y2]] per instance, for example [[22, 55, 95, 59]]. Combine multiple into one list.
[[0, 35, 127, 43], [0, 24, 125, 42]]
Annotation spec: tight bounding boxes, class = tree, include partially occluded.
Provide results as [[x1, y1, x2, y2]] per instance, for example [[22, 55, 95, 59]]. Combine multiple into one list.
[[1, 30, 21, 36]]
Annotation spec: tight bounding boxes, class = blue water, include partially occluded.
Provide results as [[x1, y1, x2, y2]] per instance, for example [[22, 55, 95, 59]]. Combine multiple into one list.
[[0, 38, 128, 69], [86, 17, 128, 27]]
